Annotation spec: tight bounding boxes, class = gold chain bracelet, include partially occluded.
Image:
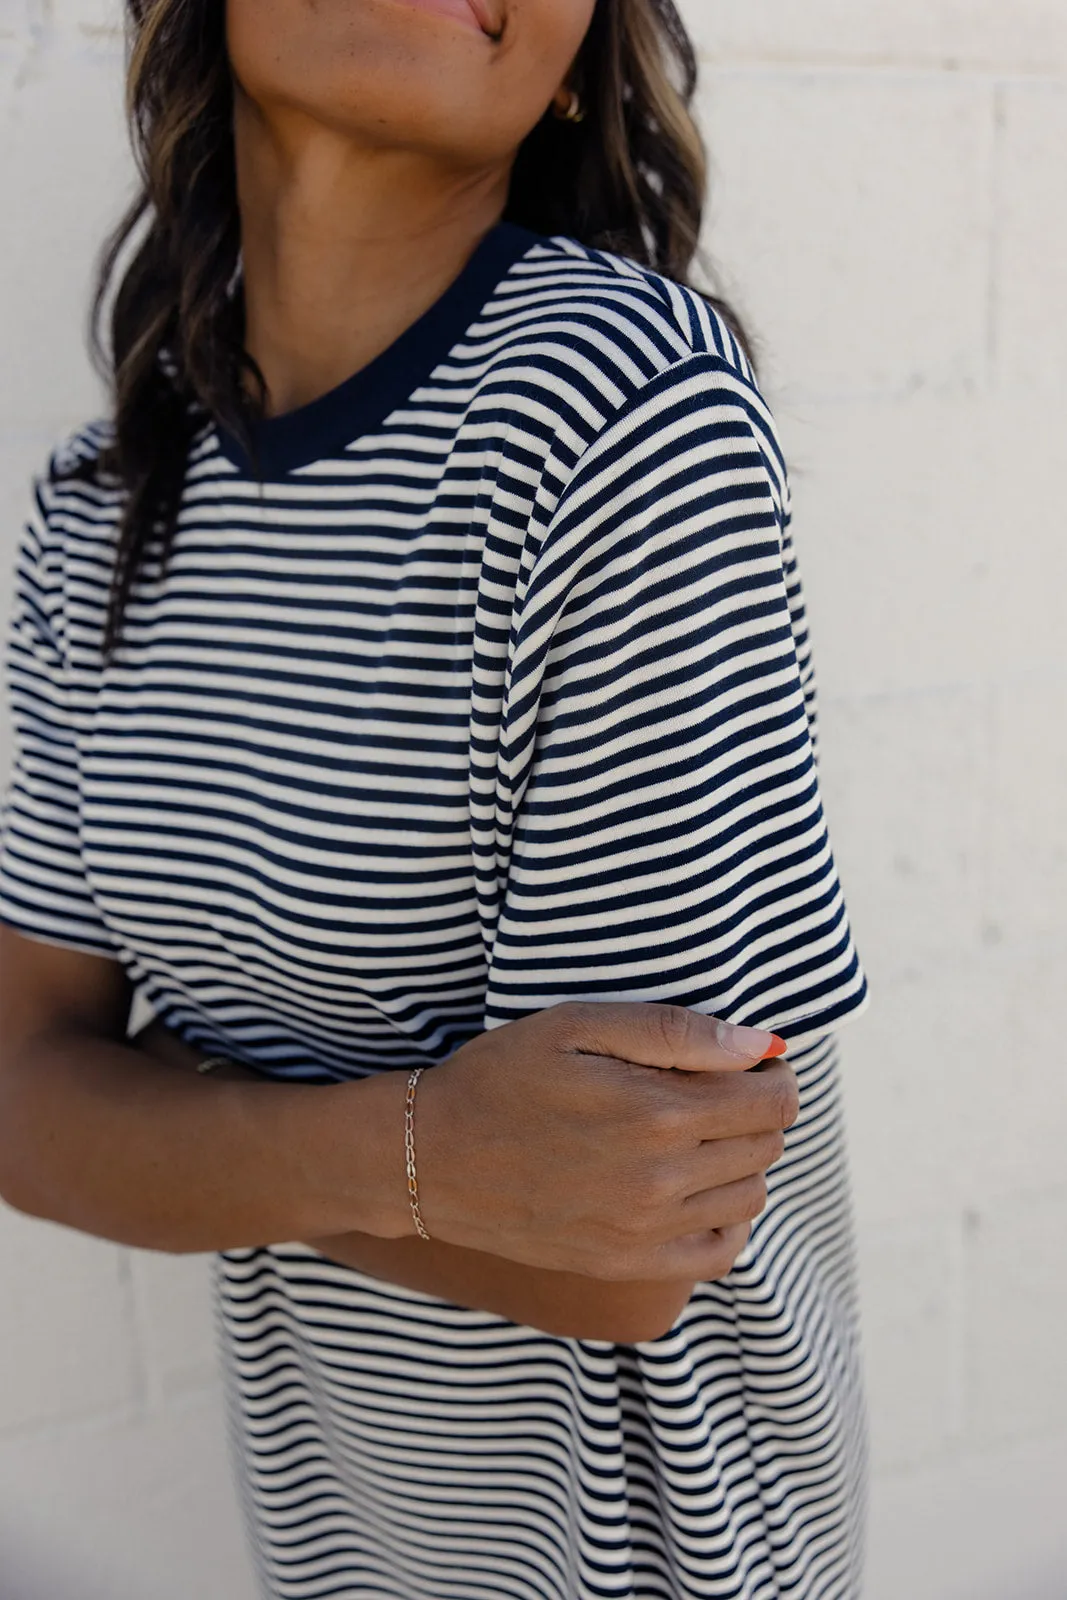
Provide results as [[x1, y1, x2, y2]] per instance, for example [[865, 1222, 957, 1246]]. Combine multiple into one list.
[[195, 1054, 233, 1075], [404, 1066, 431, 1241]]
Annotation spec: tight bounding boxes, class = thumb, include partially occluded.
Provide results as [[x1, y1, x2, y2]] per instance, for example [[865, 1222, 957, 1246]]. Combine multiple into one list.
[[566, 1002, 788, 1074], [675, 1015, 789, 1073]]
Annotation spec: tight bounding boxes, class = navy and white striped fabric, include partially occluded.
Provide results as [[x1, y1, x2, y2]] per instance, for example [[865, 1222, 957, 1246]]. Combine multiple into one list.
[[0, 223, 870, 1598]]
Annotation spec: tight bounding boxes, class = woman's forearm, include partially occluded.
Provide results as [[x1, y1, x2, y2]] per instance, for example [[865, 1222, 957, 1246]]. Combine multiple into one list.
[[301, 1228, 697, 1342], [0, 1022, 409, 1253]]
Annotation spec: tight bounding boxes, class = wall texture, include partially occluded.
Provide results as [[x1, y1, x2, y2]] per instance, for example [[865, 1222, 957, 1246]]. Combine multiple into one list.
[[1, 3, 1065, 1597]]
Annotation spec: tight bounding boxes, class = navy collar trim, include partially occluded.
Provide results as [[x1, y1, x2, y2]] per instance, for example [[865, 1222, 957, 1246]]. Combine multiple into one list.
[[215, 221, 544, 480]]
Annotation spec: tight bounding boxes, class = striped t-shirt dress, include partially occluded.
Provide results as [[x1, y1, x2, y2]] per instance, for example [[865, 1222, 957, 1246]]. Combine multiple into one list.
[[0, 223, 871, 1599]]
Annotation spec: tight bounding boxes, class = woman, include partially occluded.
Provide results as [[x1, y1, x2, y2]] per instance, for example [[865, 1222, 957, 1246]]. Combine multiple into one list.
[[0, 0, 870, 1595]]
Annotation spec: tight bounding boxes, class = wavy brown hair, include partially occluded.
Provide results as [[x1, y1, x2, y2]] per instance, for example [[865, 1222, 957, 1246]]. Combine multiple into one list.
[[90, 0, 753, 661]]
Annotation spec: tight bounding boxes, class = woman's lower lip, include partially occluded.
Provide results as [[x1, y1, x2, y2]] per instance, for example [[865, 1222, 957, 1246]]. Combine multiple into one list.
[[380, 0, 489, 36]]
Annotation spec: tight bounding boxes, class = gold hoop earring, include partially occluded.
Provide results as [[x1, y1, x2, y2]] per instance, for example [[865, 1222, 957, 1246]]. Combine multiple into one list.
[[553, 89, 586, 124]]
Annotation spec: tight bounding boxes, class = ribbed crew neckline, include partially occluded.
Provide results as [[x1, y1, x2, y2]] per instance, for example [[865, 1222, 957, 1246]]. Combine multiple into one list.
[[215, 221, 544, 480]]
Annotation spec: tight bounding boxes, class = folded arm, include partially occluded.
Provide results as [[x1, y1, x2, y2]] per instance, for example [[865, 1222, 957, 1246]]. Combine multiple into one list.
[[130, 1013, 698, 1342]]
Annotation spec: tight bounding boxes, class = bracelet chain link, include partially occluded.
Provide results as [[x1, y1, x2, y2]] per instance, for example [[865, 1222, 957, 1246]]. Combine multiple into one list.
[[195, 1054, 233, 1075], [405, 1066, 431, 1241]]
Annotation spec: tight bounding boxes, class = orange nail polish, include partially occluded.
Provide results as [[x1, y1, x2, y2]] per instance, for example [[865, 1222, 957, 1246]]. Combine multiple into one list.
[[760, 1035, 788, 1059]]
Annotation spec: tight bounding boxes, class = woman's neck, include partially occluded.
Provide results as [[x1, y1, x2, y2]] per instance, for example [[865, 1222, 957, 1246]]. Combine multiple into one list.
[[235, 93, 512, 418]]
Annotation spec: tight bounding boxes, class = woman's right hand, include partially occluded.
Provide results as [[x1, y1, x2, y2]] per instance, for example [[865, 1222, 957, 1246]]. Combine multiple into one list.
[[415, 1001, 800, 1284]]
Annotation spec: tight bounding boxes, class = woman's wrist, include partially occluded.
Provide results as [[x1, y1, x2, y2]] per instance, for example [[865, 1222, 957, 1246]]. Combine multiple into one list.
[[130, 1016, 418, 1241], [295, 1069, 416, 1241]]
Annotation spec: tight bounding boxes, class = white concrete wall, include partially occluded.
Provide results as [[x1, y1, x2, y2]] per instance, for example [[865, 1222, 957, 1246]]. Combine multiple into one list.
[[0, 3, 1064, 1596]]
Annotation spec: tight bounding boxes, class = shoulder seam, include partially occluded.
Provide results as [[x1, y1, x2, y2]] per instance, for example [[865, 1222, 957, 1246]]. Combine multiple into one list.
[[46, 419, 114, 486], [556, 349, 780, 504], [512, 350, 788, 607], [532, 235, 753, 376]]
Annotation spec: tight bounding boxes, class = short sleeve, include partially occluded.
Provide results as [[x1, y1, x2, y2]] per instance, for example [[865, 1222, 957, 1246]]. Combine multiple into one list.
[[0, 466, 121, 959], [483, 355, 869, 1049]]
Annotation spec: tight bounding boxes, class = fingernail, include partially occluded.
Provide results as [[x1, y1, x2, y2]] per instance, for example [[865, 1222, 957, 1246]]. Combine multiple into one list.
[[718, 1022, 782, 1057]]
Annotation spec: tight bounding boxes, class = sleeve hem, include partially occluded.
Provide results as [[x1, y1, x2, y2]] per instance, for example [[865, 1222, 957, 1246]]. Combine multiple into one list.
[[0, 913, 124, 963], [760, 975, 872, 1052]]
